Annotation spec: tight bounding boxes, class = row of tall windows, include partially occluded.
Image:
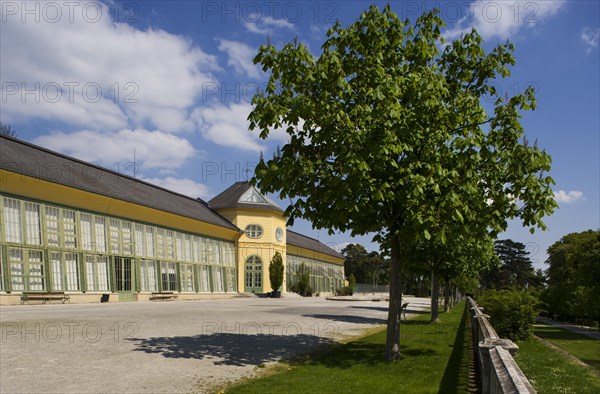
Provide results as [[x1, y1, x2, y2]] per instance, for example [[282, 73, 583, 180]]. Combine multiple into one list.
[[0, 245, 237, 293], [1, 196, 236, 264], [0, 196, 236, 293], [286, 254, 345, 292]]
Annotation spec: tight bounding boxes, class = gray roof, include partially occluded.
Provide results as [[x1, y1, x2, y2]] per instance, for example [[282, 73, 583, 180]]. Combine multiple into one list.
[[0, 135, 240, 232], [286, 230, 345, 260], [209, 181, 284, 213]]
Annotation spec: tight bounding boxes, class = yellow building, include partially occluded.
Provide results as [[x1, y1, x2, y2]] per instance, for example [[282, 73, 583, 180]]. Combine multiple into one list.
[[0, 135, 344, 305]]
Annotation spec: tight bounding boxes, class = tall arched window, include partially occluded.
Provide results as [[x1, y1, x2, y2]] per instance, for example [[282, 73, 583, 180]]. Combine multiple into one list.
[[245, 255, 262, 292]]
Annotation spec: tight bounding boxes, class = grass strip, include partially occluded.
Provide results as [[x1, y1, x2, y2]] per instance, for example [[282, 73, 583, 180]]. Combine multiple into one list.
[[533, 323, 600, 372], [515, 335, 600, 394], [225, 301, 469, 394]]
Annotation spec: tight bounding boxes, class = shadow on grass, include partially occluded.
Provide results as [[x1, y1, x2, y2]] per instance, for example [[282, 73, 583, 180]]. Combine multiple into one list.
[[438, 303, 468, 393], [126, 332, 335, 366]]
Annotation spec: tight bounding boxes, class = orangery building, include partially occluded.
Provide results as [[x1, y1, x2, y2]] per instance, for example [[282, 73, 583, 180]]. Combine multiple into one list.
[[0, 135, 345, 305]]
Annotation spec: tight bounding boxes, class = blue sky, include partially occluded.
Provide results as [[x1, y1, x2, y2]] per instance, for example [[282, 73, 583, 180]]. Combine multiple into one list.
[[1, 1, 598, 269]]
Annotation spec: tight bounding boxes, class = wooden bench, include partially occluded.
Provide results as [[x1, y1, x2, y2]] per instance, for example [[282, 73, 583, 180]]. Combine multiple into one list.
[[401, 302, 409, 320], [150, 292, 178, 301], [21, 292, 70, 304]]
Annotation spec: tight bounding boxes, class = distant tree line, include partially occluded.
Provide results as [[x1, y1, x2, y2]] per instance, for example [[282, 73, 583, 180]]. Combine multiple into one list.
[[542, 229, 599, 327]]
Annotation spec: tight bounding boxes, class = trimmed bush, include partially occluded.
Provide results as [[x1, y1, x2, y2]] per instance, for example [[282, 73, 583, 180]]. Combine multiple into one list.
[[269, 252, 284, 292], [348, 273, 356, 290], [291, 263, 312, 297], [335, 286, 354, 296], [478, 289, 540, 341]]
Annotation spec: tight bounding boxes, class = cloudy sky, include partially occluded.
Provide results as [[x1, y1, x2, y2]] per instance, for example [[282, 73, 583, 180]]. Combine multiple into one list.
[[1, 1, 598, 268]]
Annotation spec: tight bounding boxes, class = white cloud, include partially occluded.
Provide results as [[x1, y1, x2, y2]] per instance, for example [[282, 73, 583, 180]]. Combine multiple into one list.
[[142, 177, 210, 199], [1, 1, 219, 132], [192, 102, 262, 152], [554, 190, 585, 204], [243, 17, 295, 35], [217, 39, 262, 78], [32, 129, 196, 170], [444, 1, 566, 41], [191, 102, 290, 152], [581, 27, 600, 53]]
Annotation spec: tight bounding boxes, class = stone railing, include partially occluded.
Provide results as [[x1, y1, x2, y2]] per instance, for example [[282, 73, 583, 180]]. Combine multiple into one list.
[[467, 296, 536, 394]]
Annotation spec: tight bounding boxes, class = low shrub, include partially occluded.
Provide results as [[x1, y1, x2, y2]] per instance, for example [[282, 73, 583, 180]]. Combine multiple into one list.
[[335, 286, 354, 296], [478, 288, 540, 341]]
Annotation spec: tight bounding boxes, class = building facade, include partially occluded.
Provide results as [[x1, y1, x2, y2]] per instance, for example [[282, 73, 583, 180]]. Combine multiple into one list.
[[0, 135, 344, 304]]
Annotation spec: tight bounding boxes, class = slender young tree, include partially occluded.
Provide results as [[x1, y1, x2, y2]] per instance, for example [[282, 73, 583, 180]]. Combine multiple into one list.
[[249, 6, 556, 360]]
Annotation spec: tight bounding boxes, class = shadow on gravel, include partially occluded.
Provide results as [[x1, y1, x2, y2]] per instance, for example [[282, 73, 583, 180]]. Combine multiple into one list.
[[303, 314, 387, 325], [127, 332, 335, 366], [349, 305, 430, 316]]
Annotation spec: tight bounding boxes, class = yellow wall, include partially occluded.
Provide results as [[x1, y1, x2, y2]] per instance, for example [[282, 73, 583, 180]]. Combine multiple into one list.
[[0, 170, 240, 241], [216, 208, 287, 292]]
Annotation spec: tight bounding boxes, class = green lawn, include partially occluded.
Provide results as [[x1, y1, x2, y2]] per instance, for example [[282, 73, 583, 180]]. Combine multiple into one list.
[[224, 302, 470, 394], [533, 323, 600, 372], [515, 336, 600, 394]]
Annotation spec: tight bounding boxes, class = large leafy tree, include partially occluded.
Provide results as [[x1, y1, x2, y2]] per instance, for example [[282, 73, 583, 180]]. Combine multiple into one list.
[[544, 230, 600, 325], [481, 239, 539, 290], [249, 6, 556, 360]]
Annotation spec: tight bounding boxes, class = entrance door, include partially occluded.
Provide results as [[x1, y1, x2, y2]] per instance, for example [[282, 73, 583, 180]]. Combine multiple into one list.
[[244, 255, 263, 293], [114, 257, 134, 301]]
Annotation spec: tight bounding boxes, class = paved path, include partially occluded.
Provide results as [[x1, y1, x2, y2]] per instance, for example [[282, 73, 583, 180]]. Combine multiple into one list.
[[0, 296, 430, 393], [536, 317, 600, 340]]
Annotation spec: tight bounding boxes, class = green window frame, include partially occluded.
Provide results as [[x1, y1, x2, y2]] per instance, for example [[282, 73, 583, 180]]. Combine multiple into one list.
[[140, 259, 158, 292], [0, 246, 4, 291], [197, 265, 211, 292], [8, 247, 45, 291], [245, 255, 262, 290], [122, 222, 133, 255], [50, 251, 80, 291], [80, 213, 94, 251], [160, 261, 177, 292], [212, 266, 224, 292], [180, 263, 194, 292], [3, 197, 23, 244], [225, 267, 236, 292], [84, 254, 109, 291], [94, 216, 107, 253], [109, 219, 121, 254]]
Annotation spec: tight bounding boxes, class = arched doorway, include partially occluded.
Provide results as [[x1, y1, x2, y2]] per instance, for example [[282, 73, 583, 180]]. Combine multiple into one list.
[[244, 255, 263, 293]]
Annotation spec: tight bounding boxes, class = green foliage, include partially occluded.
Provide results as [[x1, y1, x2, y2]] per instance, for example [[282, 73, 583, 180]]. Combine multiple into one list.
[[249, 4, 556, 359], [481, 239, 540, 290], [543, 229, 600, 325], [334, 286, 354, 296], [269, 252, 284, 292], [291, 263, 312, 297], [479, 289, 541, 341], [348, 273, 356, 290], [342, 244, 389, 285]]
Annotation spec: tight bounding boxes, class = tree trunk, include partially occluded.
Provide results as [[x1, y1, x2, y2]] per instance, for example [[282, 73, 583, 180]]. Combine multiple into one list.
[[385, 235, 403, 360], [431, 266, 439, 322], [444, 277, 450, 312]]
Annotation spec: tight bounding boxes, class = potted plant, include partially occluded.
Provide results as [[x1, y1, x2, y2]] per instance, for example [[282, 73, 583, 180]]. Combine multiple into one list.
[[269, 252, 284, 298]]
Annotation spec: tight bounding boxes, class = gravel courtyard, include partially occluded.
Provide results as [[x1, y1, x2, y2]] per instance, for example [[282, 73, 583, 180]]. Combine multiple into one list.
[[0, 296, 430, 393]]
